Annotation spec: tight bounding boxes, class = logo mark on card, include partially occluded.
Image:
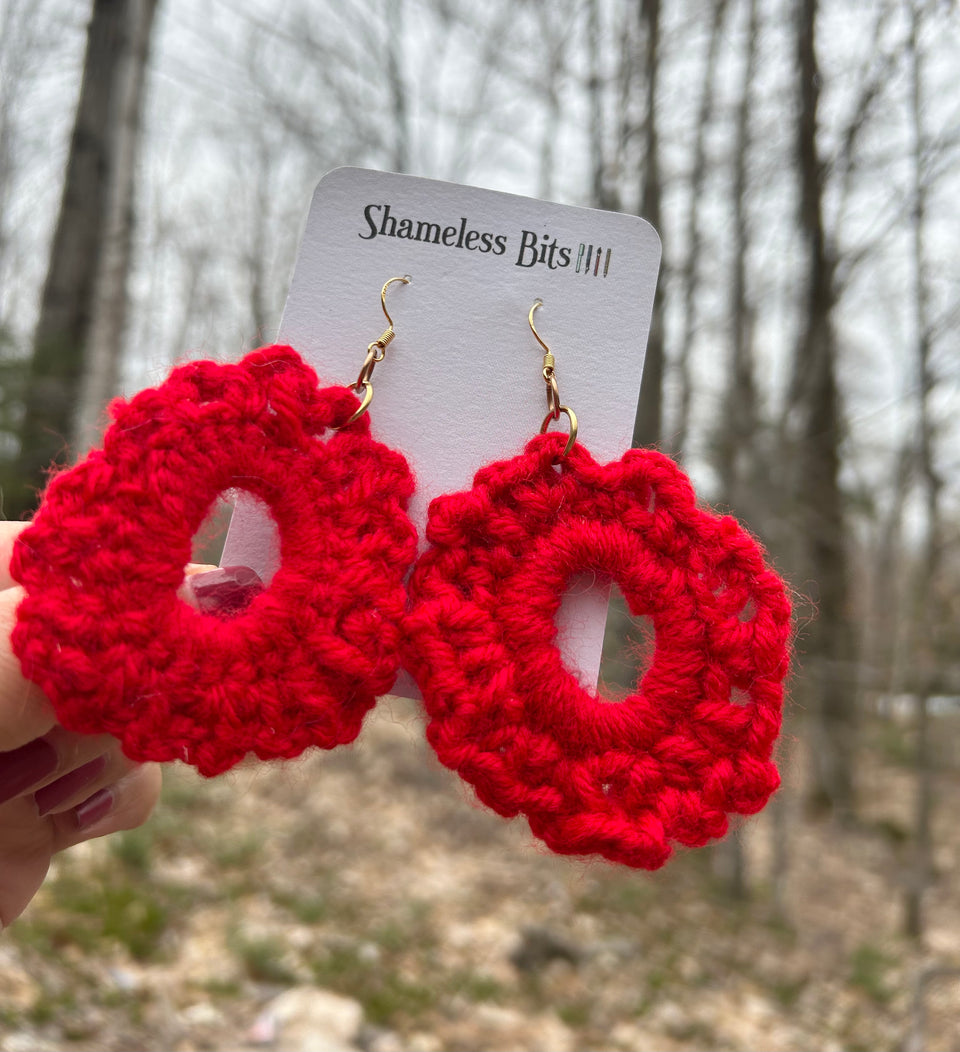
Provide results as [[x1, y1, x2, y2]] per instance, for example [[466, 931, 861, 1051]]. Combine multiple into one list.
[[575, 244, 612, 278]]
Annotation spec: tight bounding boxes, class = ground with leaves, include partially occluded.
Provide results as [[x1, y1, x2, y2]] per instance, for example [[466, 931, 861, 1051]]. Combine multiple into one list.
[[1, 699, 958, 1052]]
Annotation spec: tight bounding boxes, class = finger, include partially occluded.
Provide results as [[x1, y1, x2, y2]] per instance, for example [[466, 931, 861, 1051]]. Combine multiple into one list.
[[36, 725, 121, 779], [180, 564, 264, 615], [0, 834, 52, 930], [0, 588, 56, 750], [0, 727, 123, 810], [0, 521, 30, 592], [183, 562, 218, 579], [50, 763, 162, 853], [0, 758, 158, 928], [31, 734, 135, 817]]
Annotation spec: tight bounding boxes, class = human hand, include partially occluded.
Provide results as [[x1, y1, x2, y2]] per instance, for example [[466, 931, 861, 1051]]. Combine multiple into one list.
[[0, 521, 165, 927], [0, 526, 261, 929]]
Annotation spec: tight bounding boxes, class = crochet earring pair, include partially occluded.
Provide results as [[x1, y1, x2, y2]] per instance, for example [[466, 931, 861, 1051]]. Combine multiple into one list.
[[12, 277, 791, 870]]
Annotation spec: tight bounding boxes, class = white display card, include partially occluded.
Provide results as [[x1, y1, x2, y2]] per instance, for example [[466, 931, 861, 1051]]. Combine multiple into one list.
[[221, 167, 661, 697]]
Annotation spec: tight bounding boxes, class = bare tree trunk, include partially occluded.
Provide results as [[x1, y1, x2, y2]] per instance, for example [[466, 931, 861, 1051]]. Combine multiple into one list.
[[534, 5, 566, 202], [247, 175, 271, 346], [673, 0, 728, 456], [167, 245, 208, 364], [716, 0, 759, 512], [790, 0, 857, 822], [239, 139, 273, 348], [74, 0, 158, 455], [610, 5, 635, 210], [587, 0, 603, 205], [597, 0, 660, 677], [0, 3, 30, 312], [904, 3, 940, 941], [861, 444, 912, 711], [586, 0, 619, 211], [385, 0, 409, 173], [537, 75, 560, 202], [7, 0, 135, 516], [712, 0, 759, 900], [632, 0, 663, 449], [769, 770, 791, 922]]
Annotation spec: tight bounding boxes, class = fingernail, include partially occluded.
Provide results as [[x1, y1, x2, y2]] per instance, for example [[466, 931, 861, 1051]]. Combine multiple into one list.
[[35, 755, 108, 816], [186, 565, 264, 616], [0, 738, 59, 806], [73, 787, 115, 830]]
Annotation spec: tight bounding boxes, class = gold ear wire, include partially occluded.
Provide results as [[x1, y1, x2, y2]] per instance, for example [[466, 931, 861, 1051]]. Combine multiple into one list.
[[528, 299, 550, 355], [376, 274, 410, 345], [340, 275, 411, 427], [529, 299, 577, 457]]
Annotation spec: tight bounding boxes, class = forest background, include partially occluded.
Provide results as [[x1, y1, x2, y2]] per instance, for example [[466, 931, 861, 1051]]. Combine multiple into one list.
[[0, 1, 958, 1050]]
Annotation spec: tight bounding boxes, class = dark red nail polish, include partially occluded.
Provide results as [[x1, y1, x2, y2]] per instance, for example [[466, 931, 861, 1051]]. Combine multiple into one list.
[[35, 755, 108, 816], [73, 787, 115, 830], [0, 738, 59, 806], [187, 565, 264, 617]]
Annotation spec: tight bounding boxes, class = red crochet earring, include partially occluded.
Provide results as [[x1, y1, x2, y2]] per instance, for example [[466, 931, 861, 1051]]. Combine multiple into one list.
[[404, 300, 791, 869], [12, 277, 417, 777]]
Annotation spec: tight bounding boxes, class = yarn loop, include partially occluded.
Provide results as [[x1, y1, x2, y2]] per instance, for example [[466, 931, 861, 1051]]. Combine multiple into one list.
[[404, 432, 791, 869], [12, 346, 417, 776]]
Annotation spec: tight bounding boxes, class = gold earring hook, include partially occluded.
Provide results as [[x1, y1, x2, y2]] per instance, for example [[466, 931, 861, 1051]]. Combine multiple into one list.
[[380, 275, 409, 334], [340, 274, 411, 427], [530, 300, 558, 415], [528, 299, 549, 355], [529, 299, 577, 457]]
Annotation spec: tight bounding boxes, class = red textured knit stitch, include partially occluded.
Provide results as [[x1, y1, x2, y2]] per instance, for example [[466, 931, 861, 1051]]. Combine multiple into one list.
[[404, 433, 791, 869], [12, 346, 417, 776]]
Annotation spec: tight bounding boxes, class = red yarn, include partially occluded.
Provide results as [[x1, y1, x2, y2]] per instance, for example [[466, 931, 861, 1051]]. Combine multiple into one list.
[[12, 346, 417, 776], [404, 433, 791, 869]]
